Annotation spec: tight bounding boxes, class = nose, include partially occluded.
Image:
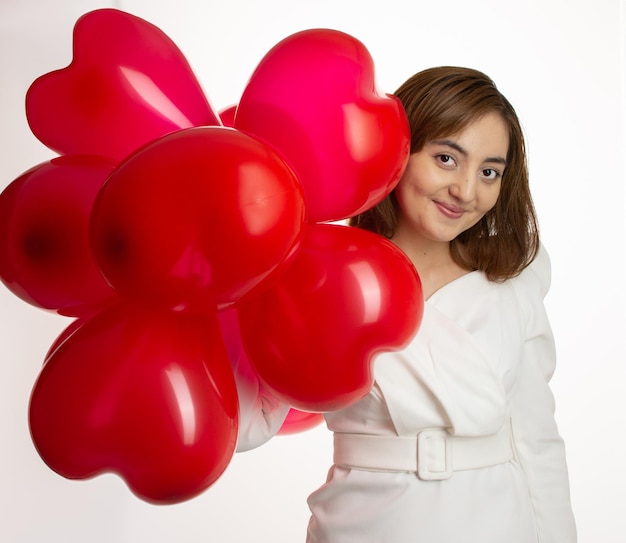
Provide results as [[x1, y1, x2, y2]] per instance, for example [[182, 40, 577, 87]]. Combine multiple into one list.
[[448, 172, 477, 203]]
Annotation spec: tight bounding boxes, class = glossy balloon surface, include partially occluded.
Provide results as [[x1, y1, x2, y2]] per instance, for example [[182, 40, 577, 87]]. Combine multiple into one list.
[[235, 29, 410, 222], [238, 223, 423, 412], [278, 409, 325, 435], [0, 156, 117, 316], [29, 303, 238, 504], [218, 104, 237, 127], [90, 126, 306, 312], [26, 9, 220, 163]]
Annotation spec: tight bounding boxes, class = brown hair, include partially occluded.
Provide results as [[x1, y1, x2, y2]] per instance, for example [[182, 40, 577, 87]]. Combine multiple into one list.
[[349, 66, 539, 281]]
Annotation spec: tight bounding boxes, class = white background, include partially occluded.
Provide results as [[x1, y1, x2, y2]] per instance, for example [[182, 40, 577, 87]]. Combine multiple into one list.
[[1, 0, 625, 541]]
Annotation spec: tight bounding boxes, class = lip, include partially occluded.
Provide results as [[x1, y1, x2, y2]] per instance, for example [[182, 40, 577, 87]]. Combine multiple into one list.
[[434, 200, 465, 219]]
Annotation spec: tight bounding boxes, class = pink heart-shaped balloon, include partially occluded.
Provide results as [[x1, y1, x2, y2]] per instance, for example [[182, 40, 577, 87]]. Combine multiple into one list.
[[234, 29, 410, 223], [278, 409, 325, 435], [29, 303, 238, 504], [26, 9, 220, 163]]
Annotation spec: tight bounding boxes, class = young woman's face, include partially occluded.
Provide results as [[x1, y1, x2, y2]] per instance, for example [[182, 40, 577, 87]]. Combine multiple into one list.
[[394, 111, 509, 245]]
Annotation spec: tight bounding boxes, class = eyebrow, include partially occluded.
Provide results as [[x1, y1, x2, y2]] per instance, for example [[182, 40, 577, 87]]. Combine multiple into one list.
[[429, 138, 508, 167]]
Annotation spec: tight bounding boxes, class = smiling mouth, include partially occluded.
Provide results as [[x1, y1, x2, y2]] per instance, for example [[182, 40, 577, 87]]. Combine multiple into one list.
[[434, 201, 465, 219]]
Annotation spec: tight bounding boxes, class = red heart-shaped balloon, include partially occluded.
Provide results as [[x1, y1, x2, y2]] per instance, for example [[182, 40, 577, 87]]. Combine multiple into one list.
[[29, 303, 238, 504], [237, 223, 423, 412], [26, 9, 220, 163], [90, 126, 306, 312], [234, 29, 410, 223], [0, 155, 118, 317]]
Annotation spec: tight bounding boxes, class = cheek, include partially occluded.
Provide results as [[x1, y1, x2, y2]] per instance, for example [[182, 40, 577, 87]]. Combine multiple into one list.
[[395, 171, 430, 203], [478, 185, 501, 214], [394, 181, 426, 218], [393, 178, 410, 210]]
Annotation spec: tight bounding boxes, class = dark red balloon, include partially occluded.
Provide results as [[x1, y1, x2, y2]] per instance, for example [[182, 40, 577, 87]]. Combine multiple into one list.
[[26, 9, 220, 163], [235, 29, 410, 223], [29, 303, 238, 504], [237, 223, 423, 412], [90, 126, 306, 312], [218, 104, 237, 128], [0, 156, 117, 317]]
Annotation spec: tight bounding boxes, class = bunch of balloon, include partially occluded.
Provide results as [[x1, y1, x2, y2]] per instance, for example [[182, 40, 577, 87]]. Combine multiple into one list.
[[0, 8, 423, 504]]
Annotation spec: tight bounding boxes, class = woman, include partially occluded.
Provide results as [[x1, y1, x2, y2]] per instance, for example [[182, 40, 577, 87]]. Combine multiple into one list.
[[237, 67, 577, 542]]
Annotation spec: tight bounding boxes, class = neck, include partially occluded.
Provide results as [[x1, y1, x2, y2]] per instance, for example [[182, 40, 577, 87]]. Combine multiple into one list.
[[392, 229, 451, 273], [391, 230, 468, 300]]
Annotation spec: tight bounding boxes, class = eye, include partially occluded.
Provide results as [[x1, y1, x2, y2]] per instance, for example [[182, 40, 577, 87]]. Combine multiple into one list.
[[436, 154, 456, 167], [481, 168, 502, 182]]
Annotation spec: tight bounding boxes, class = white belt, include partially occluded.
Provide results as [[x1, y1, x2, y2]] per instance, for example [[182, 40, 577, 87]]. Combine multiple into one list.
[[333, 423, 514, 481]]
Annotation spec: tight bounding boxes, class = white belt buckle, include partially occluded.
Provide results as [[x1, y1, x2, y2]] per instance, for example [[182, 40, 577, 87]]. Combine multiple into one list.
[[417, 429, 453, 480]]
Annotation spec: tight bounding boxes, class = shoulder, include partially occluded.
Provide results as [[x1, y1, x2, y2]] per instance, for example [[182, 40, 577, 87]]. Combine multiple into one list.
[[509, 243, 551, 300], [505, 243, 554, 341], [423, 245, 551, 328]]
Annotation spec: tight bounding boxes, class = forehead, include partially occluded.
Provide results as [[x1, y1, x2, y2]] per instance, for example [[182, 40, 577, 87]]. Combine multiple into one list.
[[431, 112, 510, 156]]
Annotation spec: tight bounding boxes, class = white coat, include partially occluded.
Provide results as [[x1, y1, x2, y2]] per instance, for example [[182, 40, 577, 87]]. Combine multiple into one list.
[[236, 246, 577, 542]]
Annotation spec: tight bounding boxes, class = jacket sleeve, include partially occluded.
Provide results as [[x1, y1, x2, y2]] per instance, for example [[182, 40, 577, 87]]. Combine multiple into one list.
[[231, 346, 290, 453], [509, 246, 577, 542]]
